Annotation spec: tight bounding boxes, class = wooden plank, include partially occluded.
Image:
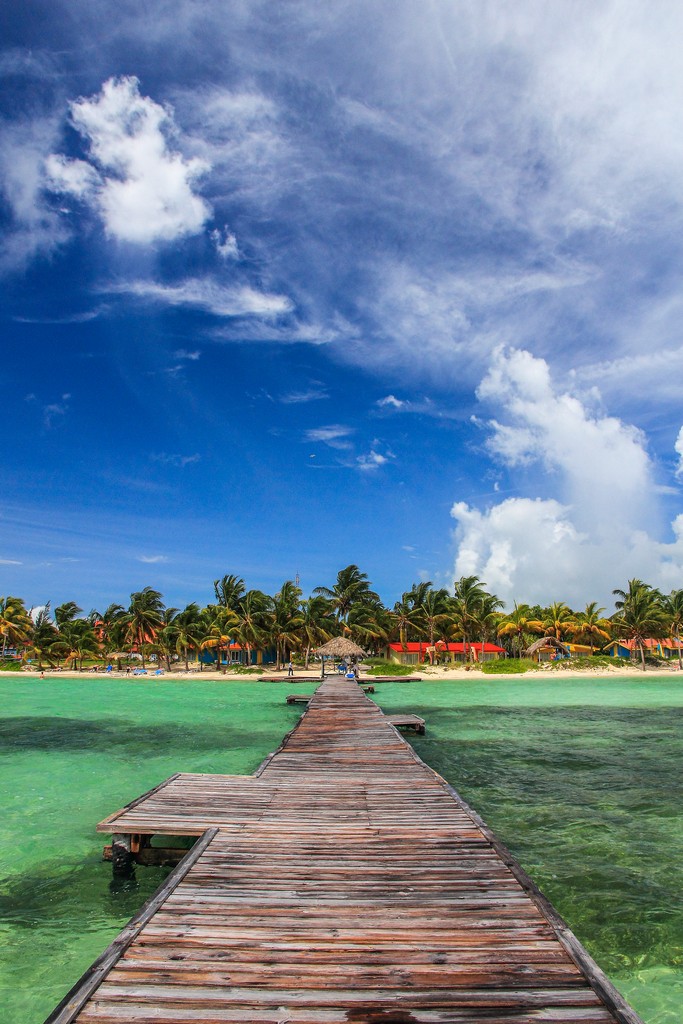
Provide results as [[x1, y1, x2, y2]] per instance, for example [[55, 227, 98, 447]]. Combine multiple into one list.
[[43, 678, 645, 1024]]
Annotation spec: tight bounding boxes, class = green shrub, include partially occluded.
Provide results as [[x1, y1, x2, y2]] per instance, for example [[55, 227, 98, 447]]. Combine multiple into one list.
[[365, 661, 418, 676], [480, 658, 536, 674], [0, 660, 23, 672]]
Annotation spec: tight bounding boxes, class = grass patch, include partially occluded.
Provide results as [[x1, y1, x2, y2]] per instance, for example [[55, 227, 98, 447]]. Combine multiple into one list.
[[481, 658, 536, 674], [365, 661, 418, 676], [0, 660, 23, 673]]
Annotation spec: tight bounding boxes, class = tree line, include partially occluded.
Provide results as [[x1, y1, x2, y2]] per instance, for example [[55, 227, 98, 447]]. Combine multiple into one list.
[[1, 568, 682, 672]]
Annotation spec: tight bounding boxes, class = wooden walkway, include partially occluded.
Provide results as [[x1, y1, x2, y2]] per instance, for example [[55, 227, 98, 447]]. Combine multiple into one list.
[[46, 679, 643, 1024]]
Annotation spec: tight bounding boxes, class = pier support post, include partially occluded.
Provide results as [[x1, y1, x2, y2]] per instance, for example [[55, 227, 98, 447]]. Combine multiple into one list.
[[112, 833, 134, 877]]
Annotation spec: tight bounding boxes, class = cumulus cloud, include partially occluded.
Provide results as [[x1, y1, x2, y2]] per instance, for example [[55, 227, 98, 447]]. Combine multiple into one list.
[[377, 395, 405, 409], [675, 427, 683, 477], [451, 348, 683, 605], [46, 76, 211, 243], [106, 278, 292, 318], [477, 347, 654, 534], [211, 226, 239, 260], [356, 446, 394, 472]]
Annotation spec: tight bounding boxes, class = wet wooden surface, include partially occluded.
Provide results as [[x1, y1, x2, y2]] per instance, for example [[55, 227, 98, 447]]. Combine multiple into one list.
[[46, 679, 643, 1024]]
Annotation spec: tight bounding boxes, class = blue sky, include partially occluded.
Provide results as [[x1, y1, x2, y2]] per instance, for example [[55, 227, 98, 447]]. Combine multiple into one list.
[[3, 1, 683, 612]]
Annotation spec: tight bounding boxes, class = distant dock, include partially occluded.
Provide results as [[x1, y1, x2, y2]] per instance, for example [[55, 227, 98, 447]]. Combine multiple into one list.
[[46, 678, 643, 1024]]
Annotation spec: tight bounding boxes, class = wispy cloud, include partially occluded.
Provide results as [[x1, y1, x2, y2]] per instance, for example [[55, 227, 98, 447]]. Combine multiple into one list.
[[25, 392, 71, 429], [0, 558, 22, 565], [150, 452, 201, 468], [106, 278, 292, 318], [304, 425, 354, 450], [281, 385, 328, 404], [137, 554, 169, 564]]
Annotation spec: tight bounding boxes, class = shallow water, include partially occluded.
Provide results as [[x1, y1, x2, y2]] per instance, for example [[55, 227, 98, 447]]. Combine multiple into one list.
[[1, 675, 681, 1023], [373, 676, 683, 1024], [0, 676, 303, 1024]]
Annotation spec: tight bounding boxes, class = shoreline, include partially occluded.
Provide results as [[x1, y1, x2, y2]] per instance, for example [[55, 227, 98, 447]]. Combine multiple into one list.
[[4, 663, 682, 682]]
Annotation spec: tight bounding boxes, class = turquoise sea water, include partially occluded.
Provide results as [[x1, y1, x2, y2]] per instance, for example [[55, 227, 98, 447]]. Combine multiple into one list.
[[0, 675, 681, 1023]]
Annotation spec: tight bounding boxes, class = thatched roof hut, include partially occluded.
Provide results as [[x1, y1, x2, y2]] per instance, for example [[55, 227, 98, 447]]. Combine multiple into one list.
[[524, 637, 570, 662], [314, 637, 367, 659]]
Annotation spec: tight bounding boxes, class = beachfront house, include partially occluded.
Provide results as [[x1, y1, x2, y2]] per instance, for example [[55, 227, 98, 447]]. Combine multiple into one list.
[[198, 641, 276, 668], [386, 641, 506, 665], [602, 638, 681, 660], [562, 642, 594, 657]]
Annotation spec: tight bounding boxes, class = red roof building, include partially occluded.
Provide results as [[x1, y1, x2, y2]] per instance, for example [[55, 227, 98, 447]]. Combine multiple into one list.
[[386, 641, 506, 664]]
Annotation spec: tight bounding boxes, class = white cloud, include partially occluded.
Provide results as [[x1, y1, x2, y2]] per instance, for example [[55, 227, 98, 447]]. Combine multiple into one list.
[[47, 76, 211, 243], [151, 452, 201, 468], [451, 347, 683, 606], [304, 425, 354, 450], [675, 427, 683, 478], [172, 349, 201, 361], [356, 448, 392, 472], [0, 115, 69, 272], [280, 386, 328, 404], [477, 347, 654, 534], [211, 227, 239, 260], [106, 278, 292, 318], [0, 558, 22, 565], [137, 554, 168, 564], [377, 395, 405, 409]]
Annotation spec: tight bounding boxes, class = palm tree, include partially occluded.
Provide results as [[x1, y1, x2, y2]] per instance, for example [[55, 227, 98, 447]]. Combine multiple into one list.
[[612, 579, 665, 670], [125, 588, 165, 669], [661, 590, 683, 670], [269, 581, 304, 670], [231, 590, 271, 667], [497, 603, 537, 659], [153, 607, 179, 670], [53, 617, 100, 671], [89, 603, 127, 665], [449, 576, 490, 663], [0, 595, 33, 656], [314, 565, 380, 624], [476, 592, 504, 657], [416, 587, 451, 646], [200, 605, 239, 673], [54, 601, 83, 628], [26, 605, 58, 669], [214, 574, 246, 610], [391, 590, 426, 648], [572, 602, 611, 654], [297, 596, 334, 669], [345, 600, 390, 654], [174, 603, 203, 670], [538, 602, 577, 642]]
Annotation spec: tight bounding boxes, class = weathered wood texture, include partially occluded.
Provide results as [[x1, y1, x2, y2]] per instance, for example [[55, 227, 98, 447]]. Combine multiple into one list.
[[48, 679, 643, 1024]]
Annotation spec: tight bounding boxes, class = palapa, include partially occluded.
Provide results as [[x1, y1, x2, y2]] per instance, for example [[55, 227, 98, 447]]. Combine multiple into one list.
[[524, 637, 570, 658], [314, 637, 368, 659]]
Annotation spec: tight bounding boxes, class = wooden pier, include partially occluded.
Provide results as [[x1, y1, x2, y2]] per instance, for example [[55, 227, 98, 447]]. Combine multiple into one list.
[[46, 678, 643, 1024]]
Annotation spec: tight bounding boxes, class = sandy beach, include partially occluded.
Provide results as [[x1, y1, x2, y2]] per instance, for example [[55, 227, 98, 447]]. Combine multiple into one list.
[[7, 662, 681, 682]]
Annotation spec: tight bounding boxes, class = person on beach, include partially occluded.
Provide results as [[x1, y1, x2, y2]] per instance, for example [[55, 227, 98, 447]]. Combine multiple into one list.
[[287, 659, 294, 676]]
